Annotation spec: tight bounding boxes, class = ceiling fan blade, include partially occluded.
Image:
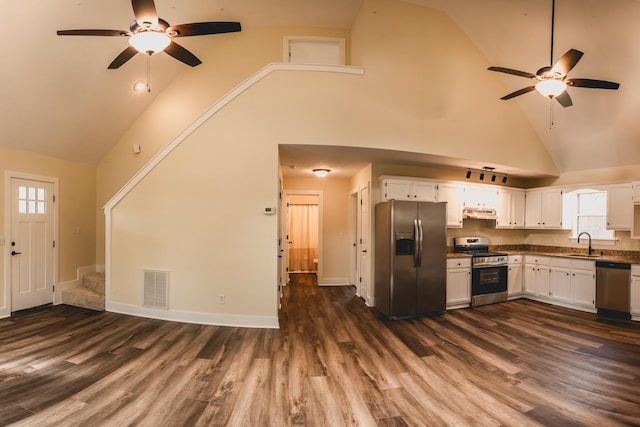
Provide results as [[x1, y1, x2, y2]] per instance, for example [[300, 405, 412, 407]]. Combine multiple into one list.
[[57, 29, 128, 37], [550, 49, 583, 77], [488, 67, 536, 79], [555, 91, 573, 107], [567, 78, 620, 90], [164, 41, 202, 67], [167, 22, 242, 37], [500, 86, 536, 100], [131, 0, 158, 26], [108, 46, 139, 69]]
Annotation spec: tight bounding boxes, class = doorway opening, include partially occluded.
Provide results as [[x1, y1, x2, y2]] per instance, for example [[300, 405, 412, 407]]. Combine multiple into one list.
[[285, 192, 322, 286]]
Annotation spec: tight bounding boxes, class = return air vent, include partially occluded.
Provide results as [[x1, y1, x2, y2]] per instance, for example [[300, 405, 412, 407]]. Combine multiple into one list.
[[143, 270, 169, 309]]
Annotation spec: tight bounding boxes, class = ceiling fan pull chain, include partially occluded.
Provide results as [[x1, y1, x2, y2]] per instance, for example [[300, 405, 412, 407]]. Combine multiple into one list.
[[550, 98, 555, 129], [147, 52, 151, 93]]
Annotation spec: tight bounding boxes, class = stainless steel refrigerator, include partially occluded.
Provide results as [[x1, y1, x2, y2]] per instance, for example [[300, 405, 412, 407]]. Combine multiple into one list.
[[374, 200, 447, 318]]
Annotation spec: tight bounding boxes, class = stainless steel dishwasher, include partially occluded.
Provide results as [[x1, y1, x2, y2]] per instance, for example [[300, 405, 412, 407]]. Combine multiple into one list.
[[595, 261, 631, 318]]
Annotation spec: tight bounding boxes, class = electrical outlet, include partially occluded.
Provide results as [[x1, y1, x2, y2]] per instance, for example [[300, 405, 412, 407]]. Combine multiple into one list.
[[218, 294, 225, 304]]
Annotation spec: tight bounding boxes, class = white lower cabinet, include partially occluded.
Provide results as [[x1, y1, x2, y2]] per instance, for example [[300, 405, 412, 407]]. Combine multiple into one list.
[[537, 257, 595, 309], [447, 258, 471, 309], [631, 266, 640, 319], [507, 255, 523, 297], [524, 256, 551, 298]]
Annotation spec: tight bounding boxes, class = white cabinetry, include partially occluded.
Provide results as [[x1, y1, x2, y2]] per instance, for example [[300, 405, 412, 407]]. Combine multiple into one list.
[[550, 258, 572, 303], [463, 186, 498, 209], [381, 178, 437, 202], [446, 258, 471, 309], [507, 255, 523, 297], [549, 258, 595, 308], [437, 183, 464, 228], [525, 188, 563, 229], [496, 189, 526, 229], [606, 183, 632, 230], [524, 256, 551, 297], [631, 266, 640, 320], [571, 261, 595, 309]]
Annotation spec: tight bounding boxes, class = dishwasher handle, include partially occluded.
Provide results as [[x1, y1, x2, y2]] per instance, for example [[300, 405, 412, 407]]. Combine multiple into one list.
[[596, 261, 630, 270]]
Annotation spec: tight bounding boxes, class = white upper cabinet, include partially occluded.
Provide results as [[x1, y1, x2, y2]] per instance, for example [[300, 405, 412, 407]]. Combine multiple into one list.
[[606, 183, 632, 230], [463, 186, 498, 209], [381, 178, 437, 202], [437, 183, 464, 228], [496, 189, 525, 229], [525, 188, 563, 229]]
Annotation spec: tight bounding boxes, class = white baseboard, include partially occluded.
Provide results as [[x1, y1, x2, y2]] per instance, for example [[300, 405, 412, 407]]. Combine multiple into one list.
[[318, 277, 350, 286], [107, 302, 279, 329]]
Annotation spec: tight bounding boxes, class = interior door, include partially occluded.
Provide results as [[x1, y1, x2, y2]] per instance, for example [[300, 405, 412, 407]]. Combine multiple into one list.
[[10, 177, 55, 311], [359, 185, 370, 299]]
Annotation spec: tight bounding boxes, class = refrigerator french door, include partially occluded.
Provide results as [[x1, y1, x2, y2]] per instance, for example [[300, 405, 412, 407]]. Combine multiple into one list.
[[374, 200, 447, 319]]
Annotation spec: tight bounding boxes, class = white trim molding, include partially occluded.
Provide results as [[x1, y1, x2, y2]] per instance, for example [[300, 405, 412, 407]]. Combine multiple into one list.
[[108, 302, 279, 329]]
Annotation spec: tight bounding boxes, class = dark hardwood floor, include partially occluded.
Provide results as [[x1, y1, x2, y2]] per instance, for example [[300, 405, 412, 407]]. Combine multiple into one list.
[[1, 276, 640, 426]]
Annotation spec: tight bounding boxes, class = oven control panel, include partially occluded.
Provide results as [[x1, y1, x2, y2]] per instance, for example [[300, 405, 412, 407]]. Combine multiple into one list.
[[473, 256, 508, 268]]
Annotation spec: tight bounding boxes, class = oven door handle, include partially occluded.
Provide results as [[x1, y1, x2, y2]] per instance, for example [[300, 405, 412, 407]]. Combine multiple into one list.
[[414, 219, 423, 268]]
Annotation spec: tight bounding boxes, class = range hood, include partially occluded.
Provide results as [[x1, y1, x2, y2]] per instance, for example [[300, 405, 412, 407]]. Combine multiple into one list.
[[462, 207, 497, 220]]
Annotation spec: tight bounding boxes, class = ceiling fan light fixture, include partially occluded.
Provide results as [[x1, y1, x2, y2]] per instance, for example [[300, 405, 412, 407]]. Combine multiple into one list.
[[128, 31, 171, 54], [535, 79, 567, 98]]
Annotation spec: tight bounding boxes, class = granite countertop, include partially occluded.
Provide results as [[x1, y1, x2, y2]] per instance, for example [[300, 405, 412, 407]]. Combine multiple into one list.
[[445, 244, 640, 264]]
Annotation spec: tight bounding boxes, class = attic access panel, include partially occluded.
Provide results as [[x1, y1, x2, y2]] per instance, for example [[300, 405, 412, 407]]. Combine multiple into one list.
[[284, 36, 346, 65]]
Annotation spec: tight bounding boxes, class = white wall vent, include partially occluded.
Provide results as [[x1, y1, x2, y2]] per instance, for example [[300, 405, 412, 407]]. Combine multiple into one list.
[[143, 270, 169, 309]]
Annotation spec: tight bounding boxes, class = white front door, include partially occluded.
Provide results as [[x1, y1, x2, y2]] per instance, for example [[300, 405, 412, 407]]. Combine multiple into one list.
[[358, 185, 370, 299], [10, 177, 55, 311]]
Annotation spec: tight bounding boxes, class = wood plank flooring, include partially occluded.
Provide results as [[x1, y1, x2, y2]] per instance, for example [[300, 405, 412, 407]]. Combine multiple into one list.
[[1, 274, 639, 426]]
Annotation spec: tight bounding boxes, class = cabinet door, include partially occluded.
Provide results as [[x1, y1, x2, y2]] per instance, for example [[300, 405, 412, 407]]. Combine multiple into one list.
[[525, 191, 542, 228], [541, 189, 563, 228], [572, 269, 595, 308], [606, 184, 632, 230], [438, 184, 463, 228], [631, 275, 640, 316], [446, 268, 471, 306], [536, 265, 551, 297], [496, 190, 511, 228], [507, 264, 523, 296], [524, 264, 537, 294], [413, 181, 437, 202], [550, 267, 571, 302], [511, 191, 526, 228], [383, 179, 412, 200]]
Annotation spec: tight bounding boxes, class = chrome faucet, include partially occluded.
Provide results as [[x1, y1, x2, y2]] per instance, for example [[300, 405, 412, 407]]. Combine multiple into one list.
[[577, 232, 592, 256]]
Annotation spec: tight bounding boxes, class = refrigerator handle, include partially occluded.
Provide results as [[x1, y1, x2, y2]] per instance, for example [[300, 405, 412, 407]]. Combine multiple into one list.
[[417, 219, 424, 267], [413, 219, 420, 267]]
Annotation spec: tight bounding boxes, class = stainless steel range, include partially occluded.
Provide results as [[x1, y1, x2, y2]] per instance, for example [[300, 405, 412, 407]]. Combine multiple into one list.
[[453, 237, 508, 307]]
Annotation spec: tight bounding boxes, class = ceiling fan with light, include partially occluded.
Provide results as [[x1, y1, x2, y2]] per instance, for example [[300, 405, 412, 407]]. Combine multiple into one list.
[[57, 0, 241, 69], [487, 0, 619, 107]]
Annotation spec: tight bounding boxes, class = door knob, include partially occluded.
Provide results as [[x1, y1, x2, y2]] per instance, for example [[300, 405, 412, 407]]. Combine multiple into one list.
[[11, 251, 22, 256]]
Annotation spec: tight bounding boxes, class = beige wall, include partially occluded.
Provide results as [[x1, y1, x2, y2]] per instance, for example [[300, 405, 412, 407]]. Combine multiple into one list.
[[0, 146, 96, 314], [105, 0, 564, 324], [283, 176, 352, 284], [97, 26, 350, 266]]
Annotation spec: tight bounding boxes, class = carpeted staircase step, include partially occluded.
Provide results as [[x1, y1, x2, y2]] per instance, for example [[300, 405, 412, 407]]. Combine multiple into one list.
[[61, 272, 105, 311], [83, 272, 105, 294]]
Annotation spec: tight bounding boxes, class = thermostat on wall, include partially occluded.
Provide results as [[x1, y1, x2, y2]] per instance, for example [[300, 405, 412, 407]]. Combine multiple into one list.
[[264, 207, 276, 215]]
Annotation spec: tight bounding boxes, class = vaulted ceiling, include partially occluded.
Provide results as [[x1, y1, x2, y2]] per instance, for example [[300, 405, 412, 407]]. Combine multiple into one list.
[[3, 0, 638, 176]]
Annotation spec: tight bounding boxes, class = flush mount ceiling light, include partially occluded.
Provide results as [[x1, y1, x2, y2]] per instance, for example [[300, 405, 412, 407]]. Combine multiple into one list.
[[312, 168, 330, 178]]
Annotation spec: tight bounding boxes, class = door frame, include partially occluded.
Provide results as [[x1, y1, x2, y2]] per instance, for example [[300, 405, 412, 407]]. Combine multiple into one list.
[[3, 171, 59, 316], [283, 190, 323, 283]]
